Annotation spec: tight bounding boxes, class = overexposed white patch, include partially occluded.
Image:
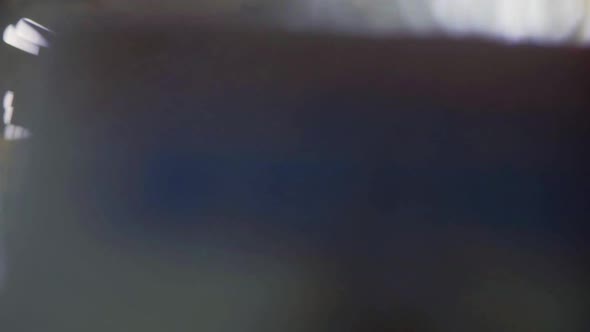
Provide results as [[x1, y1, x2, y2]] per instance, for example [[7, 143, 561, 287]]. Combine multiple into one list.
[[2, 18, 52, 55], [2, 91, 32, 140], [3, 25, 41, 55], [15, 19, 51, 47], [3, 91, 15, 125]]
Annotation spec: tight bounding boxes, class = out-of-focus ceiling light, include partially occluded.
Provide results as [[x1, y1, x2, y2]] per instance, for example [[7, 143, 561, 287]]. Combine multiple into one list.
[[3, 24, 41, 55], [3, 18, 52, 55], [15, 18, 52, 47]]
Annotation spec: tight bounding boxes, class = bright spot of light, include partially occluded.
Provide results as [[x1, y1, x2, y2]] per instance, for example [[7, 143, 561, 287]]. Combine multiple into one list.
[[15, 18, 51, 47], [2, 18, 52, 55], [3, 25, 41, 55], [2, 91, 32, 141], [3, 91, 14, 125]]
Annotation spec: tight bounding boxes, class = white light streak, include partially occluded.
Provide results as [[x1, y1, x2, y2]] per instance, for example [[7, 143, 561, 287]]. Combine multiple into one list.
[[3, 91, 14, 125], [21, 18, 53, 34]]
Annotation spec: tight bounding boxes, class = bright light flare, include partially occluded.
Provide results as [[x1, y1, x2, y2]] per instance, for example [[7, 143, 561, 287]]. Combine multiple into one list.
[[2, 18, 52, 55], [3, 91, 14, 125], [3, 25, 41, 55], [15, 19, 51, 47]]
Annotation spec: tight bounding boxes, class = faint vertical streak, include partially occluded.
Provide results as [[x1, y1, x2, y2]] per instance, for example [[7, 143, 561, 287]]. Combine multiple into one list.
[[3, 91, 15, 125], [577, 0, 590, 42]]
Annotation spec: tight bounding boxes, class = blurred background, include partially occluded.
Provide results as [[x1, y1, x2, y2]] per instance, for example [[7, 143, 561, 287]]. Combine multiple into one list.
[[1, 1, 589, 331]]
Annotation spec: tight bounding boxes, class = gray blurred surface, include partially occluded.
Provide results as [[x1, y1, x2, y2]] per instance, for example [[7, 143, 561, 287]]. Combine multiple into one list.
[[1, 13, 589, 332]]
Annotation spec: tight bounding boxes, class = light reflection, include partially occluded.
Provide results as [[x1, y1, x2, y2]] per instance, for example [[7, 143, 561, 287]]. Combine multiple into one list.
[[428, 0, 586, 43], [2, 18, 52, 55], [3, 91, 14, 125], [287, 0, 589, 44], [21, 18, 53, 34], [4, 125, 31, 141], [15, 19, 51, 47], [2, 91, 31, 141], [3, 24, 41, 55]]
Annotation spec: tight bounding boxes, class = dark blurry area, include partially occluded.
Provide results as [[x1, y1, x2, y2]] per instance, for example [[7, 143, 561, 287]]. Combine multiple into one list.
[[1, 1, 590, 331]]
